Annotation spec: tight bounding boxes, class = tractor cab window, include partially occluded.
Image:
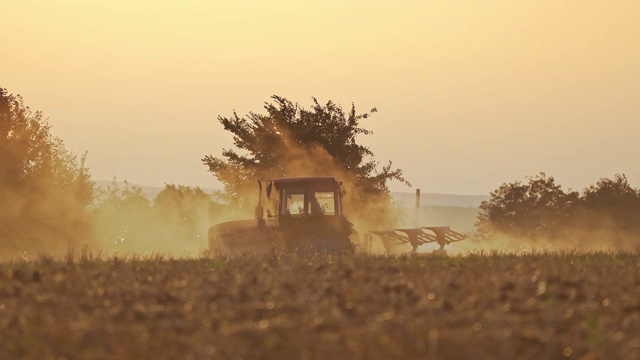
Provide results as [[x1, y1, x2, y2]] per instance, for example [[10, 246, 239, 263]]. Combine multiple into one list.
[[281, 188, 338, 216], [283, 188, 305, 216], [311, 191, 335, 215]]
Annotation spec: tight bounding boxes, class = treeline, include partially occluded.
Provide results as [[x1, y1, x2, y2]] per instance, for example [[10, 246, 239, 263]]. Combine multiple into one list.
[[476, 172, 640, 248], [2, 88, 92, 258], [3, 88, 405, 258], [90, 181, 232, 254], [4, 86, 639, 256], [1, 88, 229, 259]]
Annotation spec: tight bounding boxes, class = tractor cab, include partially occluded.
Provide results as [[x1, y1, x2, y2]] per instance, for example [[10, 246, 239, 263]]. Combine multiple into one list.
[[263, 177, 343, 219], [210, 176, 355, 256]]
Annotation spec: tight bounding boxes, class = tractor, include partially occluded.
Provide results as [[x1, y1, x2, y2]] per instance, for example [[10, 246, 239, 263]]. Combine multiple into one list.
[[208, 176, 466, 256], [208, 177, 357, 256]]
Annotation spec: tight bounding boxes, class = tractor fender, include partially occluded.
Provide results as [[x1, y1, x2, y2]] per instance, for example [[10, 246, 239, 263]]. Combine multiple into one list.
[[208, 219, 279, 257]]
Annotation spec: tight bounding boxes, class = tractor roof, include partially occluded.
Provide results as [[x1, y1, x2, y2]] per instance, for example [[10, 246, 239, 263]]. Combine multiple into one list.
[[272, 176, 339, 188]]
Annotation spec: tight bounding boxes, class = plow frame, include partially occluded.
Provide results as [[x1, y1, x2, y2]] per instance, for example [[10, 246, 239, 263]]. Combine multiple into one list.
[[363, 226, 466, 255]]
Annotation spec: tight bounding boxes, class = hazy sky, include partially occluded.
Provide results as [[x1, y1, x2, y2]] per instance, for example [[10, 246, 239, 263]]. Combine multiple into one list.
[[2, 0, 639, 194]]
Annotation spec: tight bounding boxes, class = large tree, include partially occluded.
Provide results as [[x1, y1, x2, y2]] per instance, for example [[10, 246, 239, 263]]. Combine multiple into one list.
[[202, 96, 408, 228], [91, 180, 153, 252], [0, 87, 94, 257], [91, 181, 225, 254], [579, 174, 640, 234], [153, 184, 225, 249], [476, 172, 640, 247], [476, 173, 579, 240]]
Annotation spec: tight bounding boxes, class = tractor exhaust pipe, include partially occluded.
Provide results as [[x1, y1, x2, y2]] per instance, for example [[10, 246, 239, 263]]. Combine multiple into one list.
[[415, 188, 421, 227], [255, 180, 263, 220]]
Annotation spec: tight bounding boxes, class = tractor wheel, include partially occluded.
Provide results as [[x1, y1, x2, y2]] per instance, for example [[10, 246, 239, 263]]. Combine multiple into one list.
[[298, 231, 354, 255]]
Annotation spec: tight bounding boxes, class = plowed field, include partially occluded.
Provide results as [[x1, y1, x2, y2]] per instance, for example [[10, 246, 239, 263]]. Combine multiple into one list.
[[1, 253, 639, 359]]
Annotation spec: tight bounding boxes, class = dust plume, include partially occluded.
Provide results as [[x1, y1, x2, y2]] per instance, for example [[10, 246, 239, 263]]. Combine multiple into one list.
[[451, 220, 640, 255], [216, 122, 405, 239], [1, 86, 95, 261], [89, 181, 230, 257], [0, 153, 95, 262]]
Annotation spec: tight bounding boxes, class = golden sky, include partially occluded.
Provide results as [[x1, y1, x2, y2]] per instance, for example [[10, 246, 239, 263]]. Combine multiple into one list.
[[2, 0, 639, 194]]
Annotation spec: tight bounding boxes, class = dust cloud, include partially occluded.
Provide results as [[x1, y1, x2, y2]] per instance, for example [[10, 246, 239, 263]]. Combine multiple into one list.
[[358, 204, 640, 256], [450, 224, 640, 256], [1, 126, 404, 261], [87, 182, 231, 258], [220, 123, 404, 238], [0, 173, 95, 262], [7, 109, 637, 260]]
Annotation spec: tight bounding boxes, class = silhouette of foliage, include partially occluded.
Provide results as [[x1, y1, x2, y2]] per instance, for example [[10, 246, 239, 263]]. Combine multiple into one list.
[[91, 179, 153, 250], [0, 87, 94, 255], [92, 181, 225, 253], [153, 184, 225, 246], [477, 172, 640, 245], [476, 173, 579, 240], [202, 95, 408, 219], [579, 174, 640, 233], [582, 174, 639, 210]]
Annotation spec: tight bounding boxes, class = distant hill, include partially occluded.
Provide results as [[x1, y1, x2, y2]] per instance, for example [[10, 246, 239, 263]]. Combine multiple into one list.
[[399, 206, 479, 233], [94, 181, 482, 233], [95, 181, 488, 208], [93, 181, 207, 200], [391, 191, 489, 208]]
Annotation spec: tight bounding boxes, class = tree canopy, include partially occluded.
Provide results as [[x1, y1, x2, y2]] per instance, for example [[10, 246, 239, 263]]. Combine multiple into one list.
[[580, 174, 640, 233], [0, 87, 94, 257], [476, 172, 640, 246], [91, 181, 226, 254], [476, 173, 579, 240], [202, 96, 407, 228]]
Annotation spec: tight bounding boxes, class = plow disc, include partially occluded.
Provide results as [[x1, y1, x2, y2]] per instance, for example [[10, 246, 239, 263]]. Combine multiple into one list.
[[363, 226, 466, 255]]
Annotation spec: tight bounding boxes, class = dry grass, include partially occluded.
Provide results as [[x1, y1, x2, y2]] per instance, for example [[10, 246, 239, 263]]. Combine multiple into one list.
[[1, 251, 639, 359]]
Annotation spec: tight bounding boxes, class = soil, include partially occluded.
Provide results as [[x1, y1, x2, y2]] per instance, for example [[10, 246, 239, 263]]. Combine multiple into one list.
[[1, 252, 639, 359]]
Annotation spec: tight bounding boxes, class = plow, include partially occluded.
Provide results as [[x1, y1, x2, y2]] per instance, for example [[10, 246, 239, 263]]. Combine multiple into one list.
[[208, 176, 466, 256], [364, 227, 466, 255]]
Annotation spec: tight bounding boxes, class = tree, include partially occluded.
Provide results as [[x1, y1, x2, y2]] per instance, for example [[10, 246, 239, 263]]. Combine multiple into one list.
[[579, 174, 640, 233], [91, 181, 227, 254], [202, 96, 408, 228], [582, 174, 639, 209], [0, 87, 94, 257], [91, 179, 153, 251], [153, 184, 225, 250], [476, 173, 579, 240], [476, 172, 640, 248]]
